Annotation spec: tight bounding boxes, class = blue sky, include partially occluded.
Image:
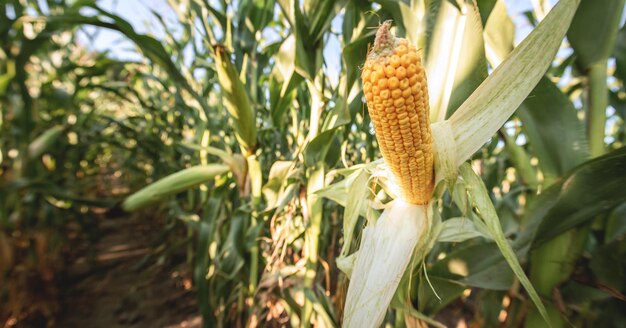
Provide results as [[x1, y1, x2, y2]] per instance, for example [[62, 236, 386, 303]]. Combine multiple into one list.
[[77, 0, 176, 61]]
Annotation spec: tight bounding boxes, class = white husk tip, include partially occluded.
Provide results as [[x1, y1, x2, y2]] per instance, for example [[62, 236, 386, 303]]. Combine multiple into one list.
[[343, 200, 430, 328]]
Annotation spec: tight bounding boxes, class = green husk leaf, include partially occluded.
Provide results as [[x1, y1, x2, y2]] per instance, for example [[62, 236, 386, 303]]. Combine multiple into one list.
[[341, 169, 371, 257], [432, 120, 458, 188], [459, 163, 550, 326]]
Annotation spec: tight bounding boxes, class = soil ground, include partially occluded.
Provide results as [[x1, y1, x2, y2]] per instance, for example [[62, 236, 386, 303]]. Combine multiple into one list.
[[57, 214, 201, 328]]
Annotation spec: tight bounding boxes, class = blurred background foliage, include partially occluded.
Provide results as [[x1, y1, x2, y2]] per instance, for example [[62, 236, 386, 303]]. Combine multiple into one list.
[[1, 0, 626, 327]]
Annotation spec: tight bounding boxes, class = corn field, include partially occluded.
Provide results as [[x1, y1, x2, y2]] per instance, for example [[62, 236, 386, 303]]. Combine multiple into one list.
[[2, 0, 626, 327]]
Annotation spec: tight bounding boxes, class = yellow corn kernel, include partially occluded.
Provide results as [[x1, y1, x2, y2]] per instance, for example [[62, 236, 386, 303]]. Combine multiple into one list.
[[361, 21, 434, 205]]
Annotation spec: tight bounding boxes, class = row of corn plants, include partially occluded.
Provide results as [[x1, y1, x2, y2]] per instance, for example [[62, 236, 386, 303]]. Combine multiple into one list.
[[0, 0, 190, 324]]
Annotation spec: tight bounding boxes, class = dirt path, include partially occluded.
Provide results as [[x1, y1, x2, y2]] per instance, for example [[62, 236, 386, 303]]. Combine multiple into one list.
[[57, 214, 201, 328]]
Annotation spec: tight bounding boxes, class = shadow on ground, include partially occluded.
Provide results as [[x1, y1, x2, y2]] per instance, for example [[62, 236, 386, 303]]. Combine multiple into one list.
[[58, 214, 201, 328]]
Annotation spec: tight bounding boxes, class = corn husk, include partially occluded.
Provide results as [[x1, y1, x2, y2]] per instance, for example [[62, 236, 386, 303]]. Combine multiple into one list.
[[343, 200, 430, 328], [122, 164, 229, 211]]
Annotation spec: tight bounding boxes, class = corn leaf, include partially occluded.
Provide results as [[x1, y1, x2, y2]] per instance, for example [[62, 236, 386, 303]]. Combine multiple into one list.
[[437, 217, 489, 243], [459, 163, 550, 325], [589, 238, 626, 291], [449, 0, 580, 166], [445, 148, 626, 300], [532, 146, 626, 245], [613, 25, 626, 83], [341, 169, 370, 257], [500, 129, 539, 189], [517, 77, 588, 185], [427, 0, 486, 122], [605, 203, 626, 243], [476, 0, 498, 25], [442, 0, 488, 119], [567, 0, 626, 68], [483, 0, 514, 67], [195, 197, 223, 326], [416, 275, 466, 314], [429, 242, 514, 291], [262, 160, 295, 210], [529, 229, 587, 296]]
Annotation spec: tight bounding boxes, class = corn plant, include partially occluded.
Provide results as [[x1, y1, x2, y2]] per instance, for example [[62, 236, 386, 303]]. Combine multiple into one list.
[[2, 0, 626, 327]]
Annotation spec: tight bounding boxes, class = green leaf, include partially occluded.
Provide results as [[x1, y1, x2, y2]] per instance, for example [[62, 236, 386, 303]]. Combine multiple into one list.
[[613, 25, 626, 83], [567, 0, 626, 69], [342, 30, 374, 94], [532, 146, 626, 245], [275, 35, 297, 82], [437, 217, 489, 243], [88, 7, 193, 91], [391, 286, 446, 328], [0, 60, 15, 97], [37, 5, 213, 121], [217, 210, 247, 279], [307, 0, 344, 43], [277, 0, 326, 80], [500, 129, 539, 189], [417, 275, 466, 314], [321, 97, 351, 132], [589, 239, 626, 291], [430, 242, 514, 290], [262, 160, 296, 210], [444, 0, 488, 118], [529, 228, 588, 296], [459, 163, 550, 325], [304, 128, 341, 167], [340, 169, 370, 256], [517, 77, 588, 185], [196, 197, 222, 325], [605, 203, 626, 242], [269, 71, 301, 128], [476, 0, 498, 25], [560, 281, 613, 304], [316, 176, 351, 208], [427, 0, 488, 121], [483, 0, 515, 65], [449, 0, 581, 166]]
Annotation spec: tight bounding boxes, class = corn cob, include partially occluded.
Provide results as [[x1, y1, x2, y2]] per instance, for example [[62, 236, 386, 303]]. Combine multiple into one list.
[[362, 21, 434, 205], [122, 164, 229, 212]]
